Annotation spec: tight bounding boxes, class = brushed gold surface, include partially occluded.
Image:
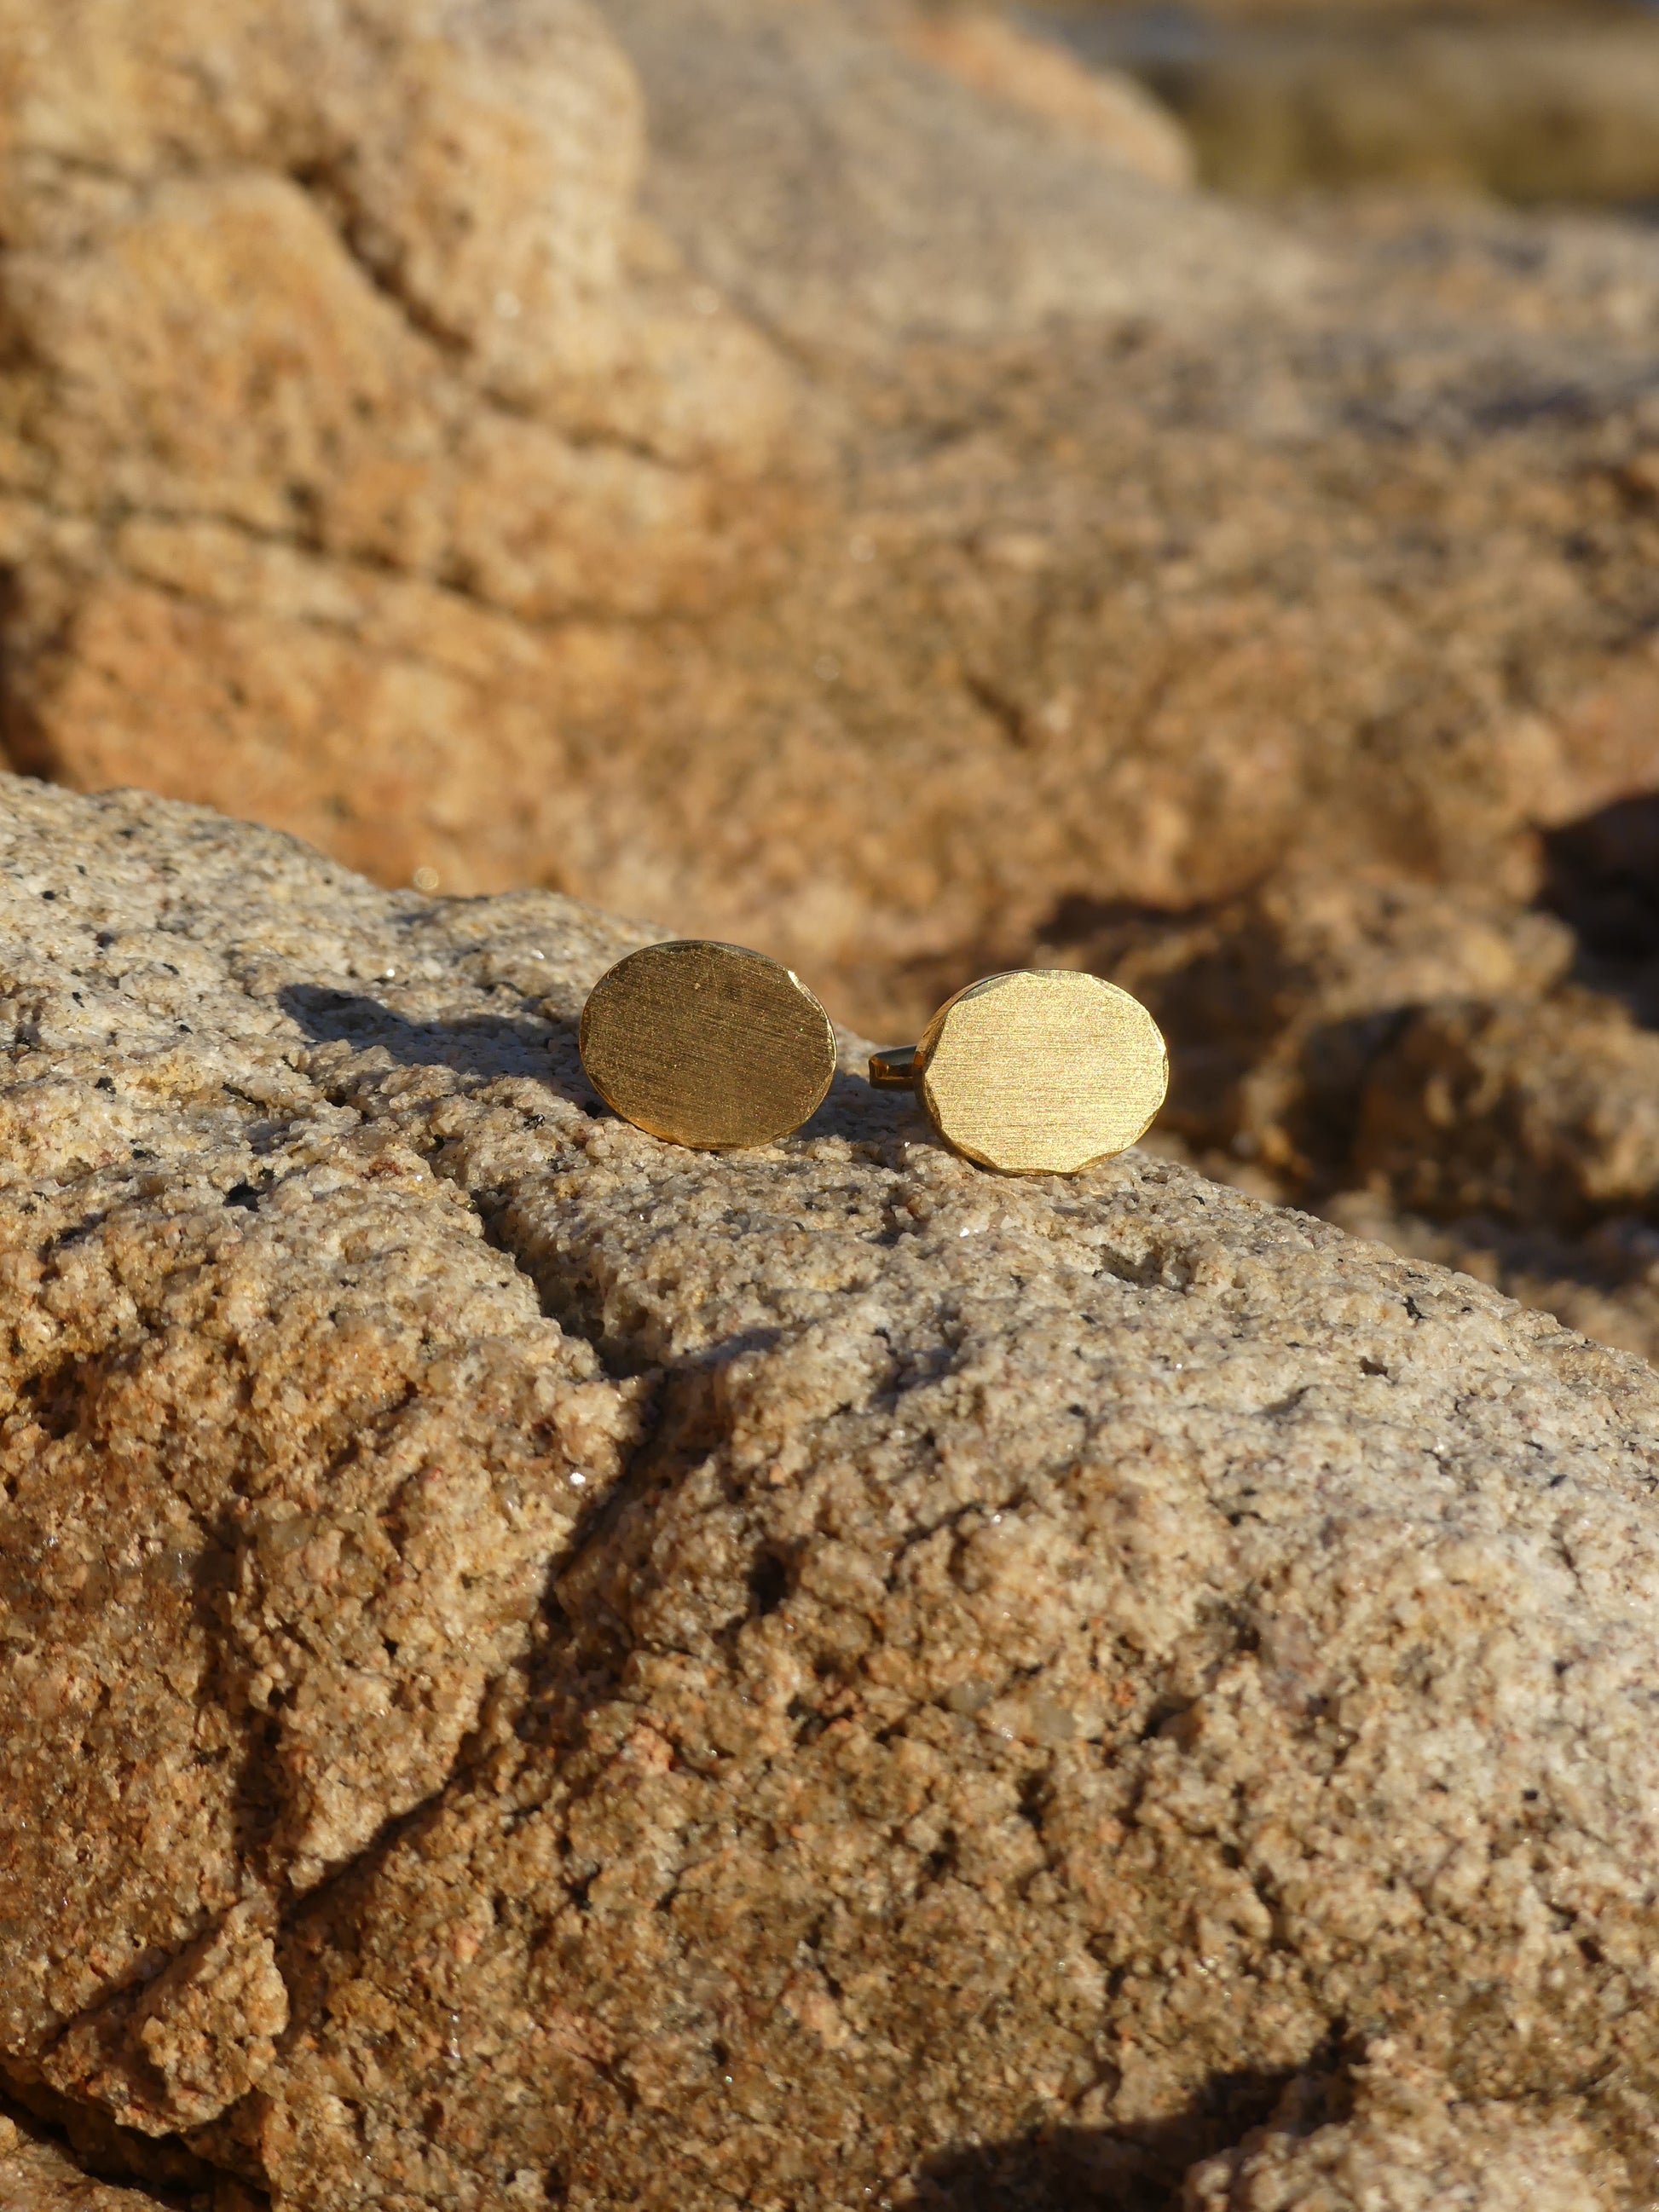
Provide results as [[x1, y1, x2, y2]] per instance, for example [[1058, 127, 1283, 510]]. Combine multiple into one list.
[[579, 939, 837, 1150], [872, 969, 1168, 1175]]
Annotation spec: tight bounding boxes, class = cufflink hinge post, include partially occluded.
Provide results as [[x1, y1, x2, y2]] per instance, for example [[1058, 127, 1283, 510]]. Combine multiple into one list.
[[867, 1044, 918, 1089]]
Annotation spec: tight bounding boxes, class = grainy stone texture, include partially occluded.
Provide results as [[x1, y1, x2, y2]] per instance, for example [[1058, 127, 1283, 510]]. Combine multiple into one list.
[[0, 0, 803, 892], [0, 0, 1284, 939], [893, 9, 1194, 190], [1182, 2047, 1631, 2212], [41, 1900, 289, 2138], [5, 780, 1659, 2211], [1043, 846, 1659, 1366], [6, 0, 1656, 1031], [6, 0, 1659, 1381]]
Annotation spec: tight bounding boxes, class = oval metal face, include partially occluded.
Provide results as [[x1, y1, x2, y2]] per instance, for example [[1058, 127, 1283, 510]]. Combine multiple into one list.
[[916, 969, 1168, 1175], [579, 940, 837, 1150]]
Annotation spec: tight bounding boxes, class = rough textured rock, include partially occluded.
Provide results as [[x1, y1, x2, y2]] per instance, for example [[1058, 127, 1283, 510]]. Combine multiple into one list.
[[0, 2113, 194, 2212], [0, 0, 802, 892], [1354, 991, 1659, 1235], [1048, 0, 1634, 17], [1037, 839, 1659, 1364], [2, 0, 1657, 1395], [41, 1901, 289, 2139], [6, 780, 1659, 2211], [1049, 872, 1580, 1182], [0, 0, 1323, 990], [1182, 2048, 1630, 2211], [9, 0, 1659, 1046]]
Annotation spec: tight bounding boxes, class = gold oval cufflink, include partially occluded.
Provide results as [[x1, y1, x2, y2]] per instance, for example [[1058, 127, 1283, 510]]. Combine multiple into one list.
[[579, 939, 837, 1150], [869, 969, 1169, 1175]]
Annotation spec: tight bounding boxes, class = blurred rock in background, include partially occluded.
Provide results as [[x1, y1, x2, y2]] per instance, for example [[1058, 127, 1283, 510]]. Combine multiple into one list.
[[1041, 0, 1659, 205], [1, 0, 1656, 1359]]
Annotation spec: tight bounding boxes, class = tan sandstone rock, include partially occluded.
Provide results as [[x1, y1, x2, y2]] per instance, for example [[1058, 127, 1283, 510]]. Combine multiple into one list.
[[0, 0, 804, 897], [1353, 990, 1659, 1234], [1050, 0, 1633, 16], [13, 0, 1659, 1062], [604, 0, 1267, 352], [1041, 871, 1580, 1180], [4, 779, 1659, 2210], [3, 0, 1658, 1412], [41, 1901, 289, 2139]]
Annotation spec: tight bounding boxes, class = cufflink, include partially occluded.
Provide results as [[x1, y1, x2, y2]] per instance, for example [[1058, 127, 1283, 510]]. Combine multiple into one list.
[[870, 970, 1167, 1175], [580, 940, 836, 1150]]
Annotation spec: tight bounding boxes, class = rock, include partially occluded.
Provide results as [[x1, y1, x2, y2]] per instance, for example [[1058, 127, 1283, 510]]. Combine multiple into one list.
[[0, 780, 651, 2099], [1044, 872, 1578, 1178], [893, 6, 1194, 190], [605, 0, 1267, 352], [1042, 869, 1659, 1363], [0, 0, 1315, 988], [40, 1902, 288, 2138], [4, 0, 1659, 1091], [0, 2113, 188, 2212], [1544, 793, 1659, 968], [1056, 0, 1633, 16], [5, 778, 1659, 2210], [1354, 992, 1659, 1234], [1182, 2047, 1630, 2212], [6, 0, 1659, 1389], [0, 0, 802, 891]]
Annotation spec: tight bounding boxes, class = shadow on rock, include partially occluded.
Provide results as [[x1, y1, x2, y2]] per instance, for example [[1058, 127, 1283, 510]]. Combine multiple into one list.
[[910, 2063, 1321, 2212], [1542, 789, 1659, 976], [802, 1064, 927, 1150], [281, 985, 922, 1158], [280, 985, 595, 1105]]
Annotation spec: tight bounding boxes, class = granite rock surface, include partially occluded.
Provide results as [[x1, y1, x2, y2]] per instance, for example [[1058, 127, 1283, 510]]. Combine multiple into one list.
[[1045, 845, 1659, 1366], [602, 0, 1283, 355], [5, 0, 1659, 1378], [4, 780, 1659, 2210], [0, 0, 1286, 935], [3, 0, 1659, 1362], [893, 9, 1194, 191], [1181, 2047, 1632, 2212]]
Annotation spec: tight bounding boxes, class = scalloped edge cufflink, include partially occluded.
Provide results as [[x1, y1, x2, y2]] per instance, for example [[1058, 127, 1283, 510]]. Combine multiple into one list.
[[870, 969, 1168, 1175]]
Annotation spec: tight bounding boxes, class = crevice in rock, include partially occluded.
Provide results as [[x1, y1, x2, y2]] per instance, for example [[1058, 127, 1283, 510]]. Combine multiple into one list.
[[283, 159, 471, 361], [0, 971, 696, 2198], [0, 564, 53, 782], [280, 150, 729, 476], [0, 2072, 226, 2209], [20, 801, 1650, 2203], [961, 667, 1032, 751]]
